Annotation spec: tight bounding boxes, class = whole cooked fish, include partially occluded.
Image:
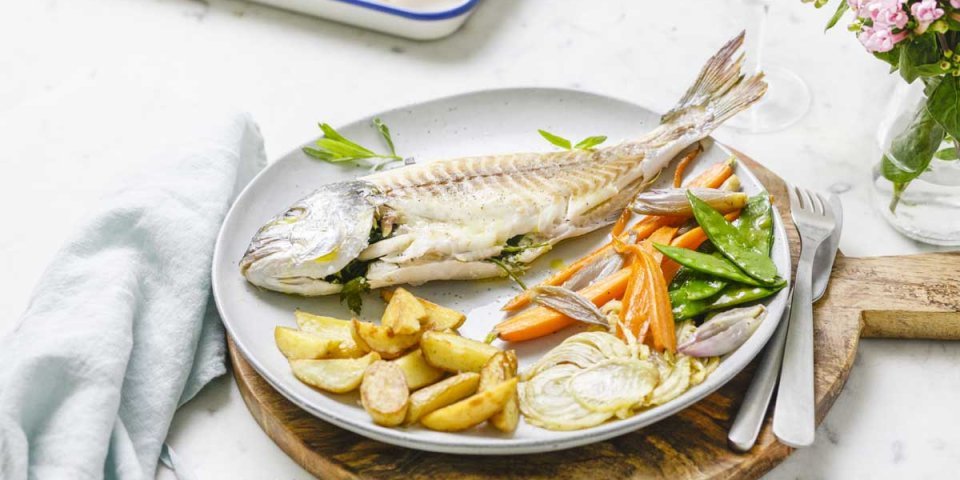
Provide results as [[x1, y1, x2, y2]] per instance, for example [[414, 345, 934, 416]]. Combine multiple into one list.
[[240, 33, 766, 298]]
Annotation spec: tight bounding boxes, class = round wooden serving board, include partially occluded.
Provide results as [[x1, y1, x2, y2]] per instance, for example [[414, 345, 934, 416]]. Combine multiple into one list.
[[227, 155, 960, 479]]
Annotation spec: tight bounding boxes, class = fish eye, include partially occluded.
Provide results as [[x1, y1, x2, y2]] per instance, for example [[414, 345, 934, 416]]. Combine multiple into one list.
[[274, 206, 306, 225]]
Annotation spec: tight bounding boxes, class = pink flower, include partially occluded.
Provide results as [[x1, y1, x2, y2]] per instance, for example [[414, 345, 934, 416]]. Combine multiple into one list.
[[847, 0, 867, 16], [864, 0, 908, 28], [952, 0, 960, 8], [858, 25, 908, 52], [911, 0, 945, 32]]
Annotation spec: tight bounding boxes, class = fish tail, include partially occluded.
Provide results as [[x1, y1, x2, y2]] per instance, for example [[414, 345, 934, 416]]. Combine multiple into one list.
[[659, 31, 767, 133]]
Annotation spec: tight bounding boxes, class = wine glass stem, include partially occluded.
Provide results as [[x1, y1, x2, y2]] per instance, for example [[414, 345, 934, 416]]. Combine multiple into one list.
[[745, 1, 770, 76]]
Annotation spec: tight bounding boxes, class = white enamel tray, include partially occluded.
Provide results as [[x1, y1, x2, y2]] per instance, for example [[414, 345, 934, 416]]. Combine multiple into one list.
[[252, 0, 479, 40], [212, 87, 791, 455]]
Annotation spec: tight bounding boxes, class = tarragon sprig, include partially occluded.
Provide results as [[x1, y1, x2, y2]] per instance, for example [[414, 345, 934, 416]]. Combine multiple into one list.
[[488, 258, 529, 290], [538, 129, 608, 150], [303, 118, 402, 169]]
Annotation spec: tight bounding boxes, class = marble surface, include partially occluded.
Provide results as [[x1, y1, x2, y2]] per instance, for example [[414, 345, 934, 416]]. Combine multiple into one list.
[[1, 0, 958, 478]]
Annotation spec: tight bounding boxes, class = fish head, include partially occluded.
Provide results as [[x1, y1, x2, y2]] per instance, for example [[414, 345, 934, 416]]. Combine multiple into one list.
[[240, 181, 380, 293]]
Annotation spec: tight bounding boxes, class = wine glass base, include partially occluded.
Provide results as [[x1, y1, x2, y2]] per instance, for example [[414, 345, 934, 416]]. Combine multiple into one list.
[[724, 64, 812, 134]]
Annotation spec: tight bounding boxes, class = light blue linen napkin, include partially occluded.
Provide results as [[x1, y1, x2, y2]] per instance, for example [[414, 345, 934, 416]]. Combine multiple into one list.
[[0, 111, 266, 480]]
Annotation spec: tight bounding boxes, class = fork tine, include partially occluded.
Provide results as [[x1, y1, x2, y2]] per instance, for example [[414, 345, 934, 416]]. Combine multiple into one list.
[[816, 192, 834, 220], [797, 187, 813, 211], [788, 185, 801, 213], [798, 188, 813, 213], [810, 190, 825, 215]]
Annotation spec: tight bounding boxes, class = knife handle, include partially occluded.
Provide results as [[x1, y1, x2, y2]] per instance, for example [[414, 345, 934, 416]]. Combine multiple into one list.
[[772, 245, 817, 448], [728, 298, 790, 452]]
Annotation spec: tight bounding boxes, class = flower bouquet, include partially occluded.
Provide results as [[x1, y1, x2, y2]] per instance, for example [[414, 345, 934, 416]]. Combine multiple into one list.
[[808, 0, 960, 245]]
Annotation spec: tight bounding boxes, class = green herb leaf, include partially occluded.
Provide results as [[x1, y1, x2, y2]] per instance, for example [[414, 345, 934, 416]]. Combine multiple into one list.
[[319, 123, 371, 152], [574, 135, 608, 150], [825, 1, 849, 31], [372, 117, 397, 157], [315, 137, 376, 159], [500, 241, 550, 254], [538, 129, 572, 150], [303, 121, 402, 165], [303, 146, 337, 161], [489, 258, 528, 290], [339, 277, 370, 314], [539, 129, 608, 151], [899, 35, 941, 83]]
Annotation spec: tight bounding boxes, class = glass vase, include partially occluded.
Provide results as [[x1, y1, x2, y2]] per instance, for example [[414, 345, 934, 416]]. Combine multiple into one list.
[[872, 80, 960, 246]]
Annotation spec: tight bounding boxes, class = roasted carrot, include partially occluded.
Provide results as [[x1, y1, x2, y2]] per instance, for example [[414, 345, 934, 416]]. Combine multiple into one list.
[[672, 143, 704, 188], [501, 244, 612, 311], [644, 225, 679, 264], [614, 245, 674, 351], [612, 208, 632, 237], [660, 210, 741, 281], [611, 239, 651, 342], [638, 249, 676, 352], [500, 158, 734, 313], [619, 252, 648, 343], [496, 269, 631, 342]]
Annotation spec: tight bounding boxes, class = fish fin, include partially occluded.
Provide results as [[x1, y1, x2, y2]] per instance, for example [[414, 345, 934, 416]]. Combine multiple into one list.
[[659, 31, 767, 129]]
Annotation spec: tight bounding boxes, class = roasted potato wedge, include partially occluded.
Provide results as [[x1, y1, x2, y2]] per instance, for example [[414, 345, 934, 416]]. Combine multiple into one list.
[[479, 351, 520, 433], [392, 349, 445, 390], [351, 319, 420, 359], [420, 330, 500, 373], [275, 327, 341, 360], [294, 311, 367, 358], [290, 352, 380, 393], [382, 290, 466, 331], [406, 372, 480, 424], [420, 377, 518, 432], [360, 360, 409, 427], [381, 288, 425, 335]]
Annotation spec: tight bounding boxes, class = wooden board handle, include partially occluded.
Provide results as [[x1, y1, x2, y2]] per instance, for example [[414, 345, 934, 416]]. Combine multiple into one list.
[[818, 252, 960, 340]]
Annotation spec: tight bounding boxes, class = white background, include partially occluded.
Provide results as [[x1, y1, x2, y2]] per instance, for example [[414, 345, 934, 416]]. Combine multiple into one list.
[[2, 0, 958, 478]]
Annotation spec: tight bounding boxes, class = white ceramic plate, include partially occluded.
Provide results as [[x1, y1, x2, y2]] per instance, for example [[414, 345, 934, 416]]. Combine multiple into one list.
[[212, 88, 791, 455]]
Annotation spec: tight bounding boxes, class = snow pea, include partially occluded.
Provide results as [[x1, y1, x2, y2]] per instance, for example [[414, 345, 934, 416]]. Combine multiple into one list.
[[736, 194, 774, 255], [669, 268, 727, 304], [654, 243, 765, 287], [672, 284, 783, 321], [709, 284, 784, 310], [687, 191, 781, 286]]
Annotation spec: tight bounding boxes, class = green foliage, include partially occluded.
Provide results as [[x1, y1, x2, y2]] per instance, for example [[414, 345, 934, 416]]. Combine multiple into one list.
[[538, 129, 607, 151], [880, 103, 945, 212], [927, 76, 960, 140], [899, 35, 943, 83], [538, 129, 572, 149], [825, 1, 849, 31], [339, 277, 370, 315], [574, 135, 608, 150], [372, 117, 398, 157], [935, 147, 959, 160], [303, 118, 402, 167], [874, 48, 902, 73]]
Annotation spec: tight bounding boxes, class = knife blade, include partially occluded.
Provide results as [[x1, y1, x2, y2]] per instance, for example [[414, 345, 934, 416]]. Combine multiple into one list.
[[727, 194, 843, 452]]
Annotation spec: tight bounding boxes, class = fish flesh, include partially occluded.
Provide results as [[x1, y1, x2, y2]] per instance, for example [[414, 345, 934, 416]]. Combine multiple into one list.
[[240, 32, 766, 297]]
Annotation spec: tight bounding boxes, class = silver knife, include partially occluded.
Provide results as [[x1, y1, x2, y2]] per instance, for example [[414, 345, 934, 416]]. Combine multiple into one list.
[[727, 194, 842, 452]]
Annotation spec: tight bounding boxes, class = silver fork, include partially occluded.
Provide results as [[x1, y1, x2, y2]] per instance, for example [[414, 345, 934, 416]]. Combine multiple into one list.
[[772, 186, 837, 448], [727, 194, 843, 452]]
